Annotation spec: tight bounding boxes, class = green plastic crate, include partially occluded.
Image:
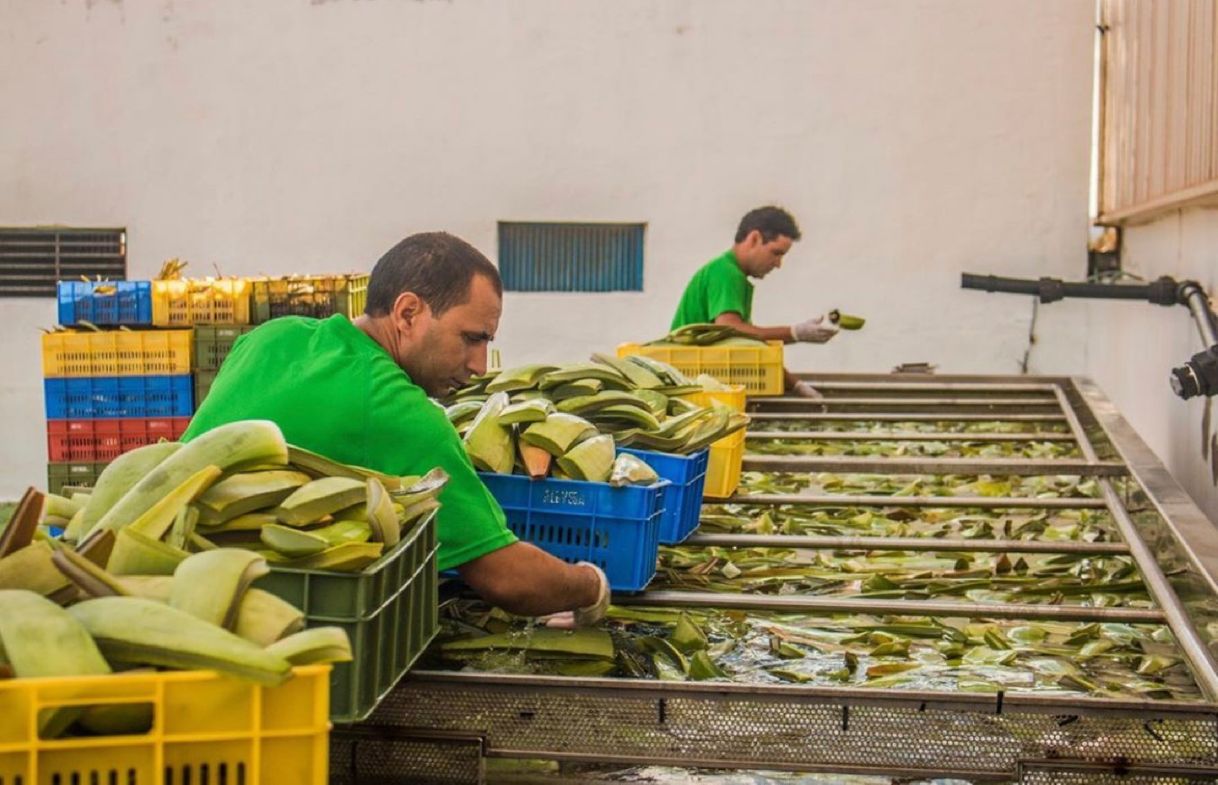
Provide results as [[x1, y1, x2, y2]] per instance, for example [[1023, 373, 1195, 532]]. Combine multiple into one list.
[[46, 461, 104, 494], [253, 510, 439, 723], [193, 325, 256, 371], [250, 274, 368, 324], [194, 370, 218, 407]]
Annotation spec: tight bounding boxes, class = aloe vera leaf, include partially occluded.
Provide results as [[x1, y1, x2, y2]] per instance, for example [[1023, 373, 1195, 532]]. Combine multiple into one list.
[[556, 435, 615, 482], [464, 392, 515, 474], [0, 541, 73, 598], [265, 626, 353, 664], [499, 398, 555, 425], [364, 477, 402, 545], [51, 547, 127, 597], [671, 613, 708, 653], [520, 413, 597, 457], [126, 465, 221, 540], [69, 596, 292, 686], [0, 488, 43, 557], [687, 650, 726, 680], [196, 470, 312, 525], [261, 523, 329, 558], [234, 588, 305, 646], [283, 541, 384, 572], [170, 549, 269, 629], [287, 444, 405, 490], [276, 476, 366, 526], [442, 628, 614, 660], [75, 442, 182, 539]]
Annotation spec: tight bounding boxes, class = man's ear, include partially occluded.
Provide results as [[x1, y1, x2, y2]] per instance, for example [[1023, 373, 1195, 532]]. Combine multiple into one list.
[[391, 291, 428, 333]]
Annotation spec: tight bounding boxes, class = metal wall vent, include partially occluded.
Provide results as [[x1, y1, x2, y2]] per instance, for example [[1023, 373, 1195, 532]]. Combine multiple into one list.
[[497, 222, 645, 292], [0, 227, 127, 297]]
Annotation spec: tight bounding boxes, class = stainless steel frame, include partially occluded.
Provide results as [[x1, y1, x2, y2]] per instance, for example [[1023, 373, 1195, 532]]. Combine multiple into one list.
[[365, 374, 1218, 783]]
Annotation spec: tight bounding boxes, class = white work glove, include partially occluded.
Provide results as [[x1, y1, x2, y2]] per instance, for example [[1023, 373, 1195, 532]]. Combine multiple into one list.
[[542, 562, 611, 629], [790, 314, 839, 343], [791, 380, 825, 402]]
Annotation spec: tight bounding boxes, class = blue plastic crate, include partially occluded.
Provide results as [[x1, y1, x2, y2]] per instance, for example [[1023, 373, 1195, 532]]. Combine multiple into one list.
[[479, 473, 668, 592], [619, 447, 709, 545], [57, 281, 152, 326], [45, 375, 194, 419]]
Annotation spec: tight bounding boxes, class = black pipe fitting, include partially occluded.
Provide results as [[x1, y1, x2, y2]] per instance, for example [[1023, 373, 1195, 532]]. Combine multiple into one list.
[[1171, 345, 1218, 400]]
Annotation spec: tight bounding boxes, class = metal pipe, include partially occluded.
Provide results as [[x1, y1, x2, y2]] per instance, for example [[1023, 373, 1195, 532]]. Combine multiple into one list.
[[1180, 281, 1218, 347], [742, 455, 1126, 477], [1052, 385, 1218, 700], [749, 413, 1067, 423], [961, 272, 1179, 305], [745, 430, 1077, 443], [720, 493, 1108, 509], [683, 533, 1130, 555], [617, 590, 1165, 623]]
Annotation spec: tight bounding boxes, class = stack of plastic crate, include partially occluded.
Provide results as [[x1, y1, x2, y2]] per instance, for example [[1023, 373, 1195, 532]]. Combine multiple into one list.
[[46, 282, 194, 493]]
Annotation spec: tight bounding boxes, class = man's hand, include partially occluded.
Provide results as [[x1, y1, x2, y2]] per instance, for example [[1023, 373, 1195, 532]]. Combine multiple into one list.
[[792, 380, 825, 402], [542, 562, 611, 629], [790, 315, 839, 343]]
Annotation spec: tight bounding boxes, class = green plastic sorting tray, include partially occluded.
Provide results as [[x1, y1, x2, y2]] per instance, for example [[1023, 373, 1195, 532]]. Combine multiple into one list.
[[254, 510, 439, 723]]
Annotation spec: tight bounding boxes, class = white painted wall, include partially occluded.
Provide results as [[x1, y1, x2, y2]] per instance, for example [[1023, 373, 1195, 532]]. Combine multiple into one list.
[[0, 0, 1094, 498], [1083, 208, 1218, 522]]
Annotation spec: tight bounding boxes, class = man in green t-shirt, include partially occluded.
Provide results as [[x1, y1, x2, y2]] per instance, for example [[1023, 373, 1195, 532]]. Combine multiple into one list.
[[671, 205, 838, 399], [184, 232, 608, 627]]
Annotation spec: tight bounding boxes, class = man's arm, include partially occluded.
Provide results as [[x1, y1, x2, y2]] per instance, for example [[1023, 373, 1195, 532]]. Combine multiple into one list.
[[713, 312, 795, 343], [457, 541, 603, 617]]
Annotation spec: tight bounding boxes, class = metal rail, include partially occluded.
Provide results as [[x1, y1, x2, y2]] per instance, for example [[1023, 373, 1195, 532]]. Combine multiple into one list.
[[683, 533, 1130, 555], [616, 590, 1163, 623], [784, 381, 1062, 393], [749, 412, 1067, 423], [745, 430, 1077, 442], [751, 396, 1060, 407], [1053, 383, 1218, 700], [742, 455, 1126, 476], [720, 493, 1108, 509]]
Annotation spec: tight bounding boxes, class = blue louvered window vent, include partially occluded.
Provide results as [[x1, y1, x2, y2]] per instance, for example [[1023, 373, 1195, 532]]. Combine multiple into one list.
[[498, 222, 645, 292]]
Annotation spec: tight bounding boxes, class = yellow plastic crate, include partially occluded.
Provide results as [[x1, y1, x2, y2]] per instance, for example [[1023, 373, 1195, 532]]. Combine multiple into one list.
[[618, 341, 784, 395], [0, 665, 330, 785], [152, 278, 252, 326], [682, 384, 747, 413], [703, 427, 745, 499], [42, 330, 194, 377]]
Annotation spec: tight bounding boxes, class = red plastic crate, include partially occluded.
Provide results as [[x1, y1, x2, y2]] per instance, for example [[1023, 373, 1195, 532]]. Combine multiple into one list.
[[47, 417, 189, 462]]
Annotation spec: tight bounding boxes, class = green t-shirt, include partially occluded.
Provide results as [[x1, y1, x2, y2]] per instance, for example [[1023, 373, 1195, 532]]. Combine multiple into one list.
[[671, 250, 754, 330], [182, 314, 517, 571]]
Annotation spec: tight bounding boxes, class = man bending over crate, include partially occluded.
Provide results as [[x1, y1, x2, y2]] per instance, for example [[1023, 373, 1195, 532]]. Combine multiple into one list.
[[670, 205, 838, 400], [183, 232, 609, 628]]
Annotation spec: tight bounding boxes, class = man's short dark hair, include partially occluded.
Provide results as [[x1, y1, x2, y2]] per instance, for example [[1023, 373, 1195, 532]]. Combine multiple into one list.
[[365, 232, 503, 317], [735, 206, 801, 243]]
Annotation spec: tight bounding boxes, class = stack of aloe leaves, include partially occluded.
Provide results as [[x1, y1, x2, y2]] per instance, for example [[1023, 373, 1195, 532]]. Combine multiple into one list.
[[426, 599, 1199, 700], [644, 322, 769, 347], [748, 437, 1080, 460], [735, 470, 1102, 499], [652, 546, 1150, 607], [7, 419, 446, 588], [446, 355, 748, 483], [701, 503, 1116, 543], [0, 480, 355, 738], [752, 419, 1072, 435]]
